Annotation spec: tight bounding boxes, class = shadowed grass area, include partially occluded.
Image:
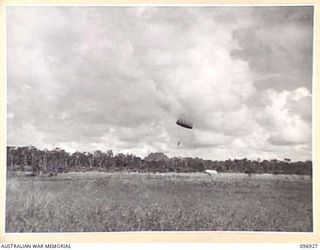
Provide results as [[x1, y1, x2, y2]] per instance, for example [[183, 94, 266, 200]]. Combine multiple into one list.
[[5, 172, 312, 232]]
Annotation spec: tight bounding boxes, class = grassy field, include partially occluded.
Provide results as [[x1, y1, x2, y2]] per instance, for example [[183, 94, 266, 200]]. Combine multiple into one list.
[[5, 172, 312, 232]]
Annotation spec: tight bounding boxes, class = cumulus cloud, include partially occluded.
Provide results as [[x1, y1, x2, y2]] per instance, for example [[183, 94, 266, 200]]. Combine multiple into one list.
[[262, 87, 312, 146], [7, 6, 313, 161], [233, 6, 313, 92]]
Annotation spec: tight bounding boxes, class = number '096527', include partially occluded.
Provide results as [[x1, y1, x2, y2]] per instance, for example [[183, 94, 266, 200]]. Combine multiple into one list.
[[300, 244, 318, 248]]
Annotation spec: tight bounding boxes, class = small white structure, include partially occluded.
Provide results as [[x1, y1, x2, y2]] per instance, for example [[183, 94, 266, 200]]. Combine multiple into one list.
[[204, 169, 218, 176]]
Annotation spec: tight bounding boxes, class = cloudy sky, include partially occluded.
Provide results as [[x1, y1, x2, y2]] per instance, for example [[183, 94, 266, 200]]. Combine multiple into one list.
[[7, 6, 313, 161]]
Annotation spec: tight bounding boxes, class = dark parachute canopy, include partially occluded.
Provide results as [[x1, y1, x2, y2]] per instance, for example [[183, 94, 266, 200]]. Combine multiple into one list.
[[176, 119, 193, 129]]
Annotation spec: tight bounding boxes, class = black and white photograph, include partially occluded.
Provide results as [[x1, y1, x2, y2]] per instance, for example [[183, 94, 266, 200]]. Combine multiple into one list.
[[5, 5, 314, 233]]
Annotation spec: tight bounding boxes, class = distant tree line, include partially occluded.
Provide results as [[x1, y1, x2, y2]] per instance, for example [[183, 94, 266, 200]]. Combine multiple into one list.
[[6, 146, 312, 176]]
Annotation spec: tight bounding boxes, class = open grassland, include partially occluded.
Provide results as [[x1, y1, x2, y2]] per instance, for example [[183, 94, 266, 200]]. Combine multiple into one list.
[[5, 172, 312, 232]]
